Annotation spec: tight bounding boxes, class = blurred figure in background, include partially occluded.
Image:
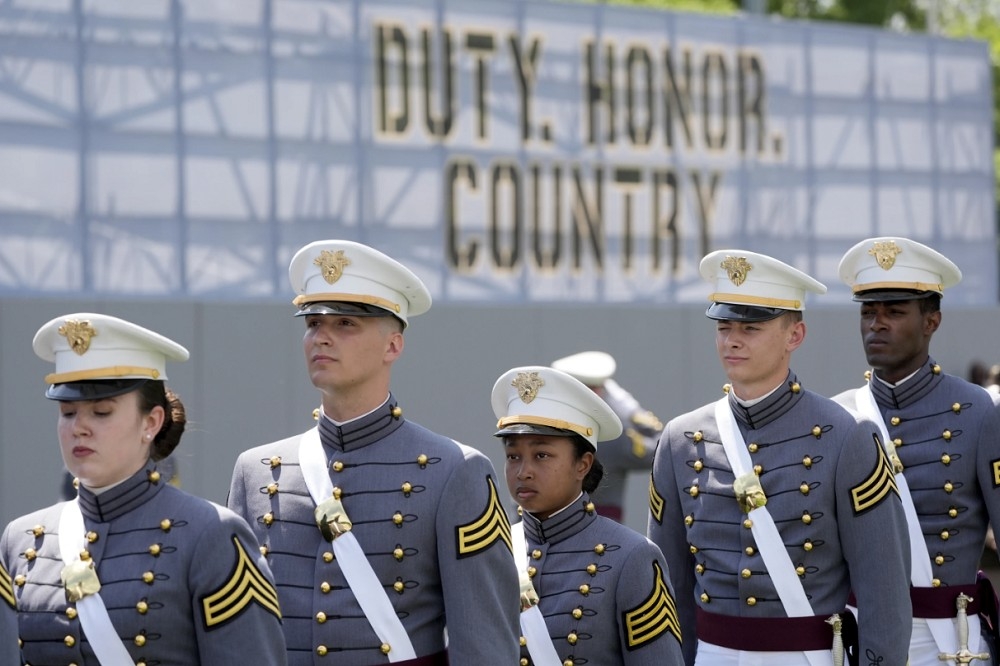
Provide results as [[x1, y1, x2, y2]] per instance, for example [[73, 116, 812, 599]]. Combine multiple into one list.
[[552, 351, 663, 523]]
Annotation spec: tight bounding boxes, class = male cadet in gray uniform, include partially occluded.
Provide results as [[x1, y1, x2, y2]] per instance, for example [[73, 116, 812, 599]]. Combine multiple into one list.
[[1, 553, 17, 663], [833, 237, 1000, 666], [228, 240, 521, 665], [551, 351, 663, 523], [648, 249, 912, 665]]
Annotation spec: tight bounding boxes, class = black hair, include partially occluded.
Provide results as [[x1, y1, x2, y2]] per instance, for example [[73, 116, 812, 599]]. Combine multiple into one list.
[[135, 381, 186, 461], [571, 435, 604, 494]]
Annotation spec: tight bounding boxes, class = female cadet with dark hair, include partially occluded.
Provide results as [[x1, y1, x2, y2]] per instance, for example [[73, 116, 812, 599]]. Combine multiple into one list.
[[0, 313, 287, 665], [492, 365, 684, 665]]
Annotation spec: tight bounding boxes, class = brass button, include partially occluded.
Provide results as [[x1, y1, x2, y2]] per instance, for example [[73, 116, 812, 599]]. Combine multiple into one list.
[[316, 645, 328, 656], [31, 524, 45, 537], [393, 512, 404, 525], [417, 454, 428, 467], [532, 550, 542, 560], [527, 566, 537, 578], [701, 592, 710, 602], [689, 486, 699, 498], [932, 579, 941, 588], [748, 443, 758, 453], [393, 581, 404, 593], [695, 564, 705, 574], [935, 555, 945, 566], [741, 568, 751, 579], [693, 431, 704, 443], [322, 551, 334, 563], [134, 634, 146, 647], [944, 482, 954, 493], [943, 430, 952, 441], [743, 519, 753, 529], [796, 566, 805, 576], [940, 531, 950, 541], [753, 464, 762, 475], [393, 548, 404, 561], [401, 482, 413, 495], [746, 596, 757, 606], [86, 532, 98, 544], [263, 512, 274, 526], [948, 507, 958, 518], [745, 546, 755, 556], [690, 545, 699, 554], [148, 470, 161, 484], [160, 519, 172, 531], [579, 584, 590, 595], [320, 582, 331, 593], [811, 426, 821, 437], [149, 544, 161, 556], [136, 601, 148, 614], [693, 460, 704, 472], [381, 643, 391, 654], [567, 632, 579, 645], [801, 513, 812, 525], [24, 548, 36, 562], [269, 456, 282, 468], [260, 545, 269, 556], [586, 564, 597, 576], [894, 438, 903, 447], [572, 608, 583, 619], [332, 487, 342, 500], [142, 571, 155, 584], [685, 515, 694, 527], [13, 575, 25, 587], [585, 502, 596, 514], [803, 540, 813, 551], [64, 635, 75, 647], [941, 454, 952, 465], [66, 607, 78, 619], [80, 550, 91, 561], [791, 382, 801, 393], [802, 456, 813, 468], [594, 544, 606, 555], [332, 461, 344, 472], [890, 416, 901, 426], [266, 482, 278, 496], [316, 612, 327, 624], [799, 483, 810, 495]]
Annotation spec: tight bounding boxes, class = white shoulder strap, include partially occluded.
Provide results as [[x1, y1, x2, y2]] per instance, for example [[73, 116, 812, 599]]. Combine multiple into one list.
[[299, 428, 417, 662], [58, 500, 134, 666], [511, 522, 561, 666], [855, 383, 964, 657]]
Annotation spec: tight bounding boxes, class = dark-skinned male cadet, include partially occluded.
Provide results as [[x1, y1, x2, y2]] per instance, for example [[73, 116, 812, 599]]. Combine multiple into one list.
[[227, 239, 521, 666], [832, 237, 1000, 666], [550, 351, 663, 524], [647, 249, 912, 666]]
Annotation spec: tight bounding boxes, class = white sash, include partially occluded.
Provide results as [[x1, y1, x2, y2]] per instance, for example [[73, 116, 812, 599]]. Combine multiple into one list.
[[511, 522, 561, 666], [854, 384, 974, 661], [58, 500, 134, 666], [715, 398, 827, 666], [298, 428, 417, 662]]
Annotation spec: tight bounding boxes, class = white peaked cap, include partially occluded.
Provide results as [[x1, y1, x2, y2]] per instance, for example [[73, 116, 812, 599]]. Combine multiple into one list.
[[699, 249, 827, 321], [288, 239, 432, 326], [551, 351, 617, 387], [838, 237, 962, 301], [491, 366, 623, 449], [33, 313, 189, 400]]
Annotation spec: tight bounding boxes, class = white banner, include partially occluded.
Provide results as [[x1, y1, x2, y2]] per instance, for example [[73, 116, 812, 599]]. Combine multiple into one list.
[[0, 0, 993, 304]]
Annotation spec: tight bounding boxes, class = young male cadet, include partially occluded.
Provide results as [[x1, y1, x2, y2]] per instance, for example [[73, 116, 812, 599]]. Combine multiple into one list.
[[834, 237, 1000, 665], [648, 249, 912, 665], [228, 240, 521, 665]]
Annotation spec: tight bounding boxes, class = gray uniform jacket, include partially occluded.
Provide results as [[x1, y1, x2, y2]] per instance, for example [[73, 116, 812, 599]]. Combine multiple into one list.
[[833, 358, 1000, 588], [228, 395, 521, 665], [1, 553, 18, 664], [593, 380, 662, 521], [517, 494, 684, 665], [648, 372, 912, 665], [0, 461, 287, 665]]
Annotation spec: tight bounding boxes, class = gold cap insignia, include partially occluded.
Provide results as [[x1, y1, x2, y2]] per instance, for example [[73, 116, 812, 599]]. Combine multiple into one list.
[[314, 250, 351, 285], [721, 256, 753, 287], [58, 320, 98, 356], [868, 240, 902, 271], [512, 371, 545, 404]]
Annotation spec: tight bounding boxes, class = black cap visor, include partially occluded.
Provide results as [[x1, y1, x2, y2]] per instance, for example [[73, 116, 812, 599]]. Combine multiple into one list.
[[494, 423, 577, 439], [295, 301, 394, 319], [46, 378, 151, 401], [706, 302, 787, 322], [852, 288, 936, 303]]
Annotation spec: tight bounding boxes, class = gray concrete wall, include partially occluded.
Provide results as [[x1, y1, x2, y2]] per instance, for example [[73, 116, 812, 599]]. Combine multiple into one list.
[[3, 298, 999, 534]]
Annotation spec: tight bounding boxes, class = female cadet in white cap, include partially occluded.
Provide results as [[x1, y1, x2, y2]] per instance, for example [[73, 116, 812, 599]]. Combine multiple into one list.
[[0, 313, 287, 665], [493, 365, 684, 665]]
